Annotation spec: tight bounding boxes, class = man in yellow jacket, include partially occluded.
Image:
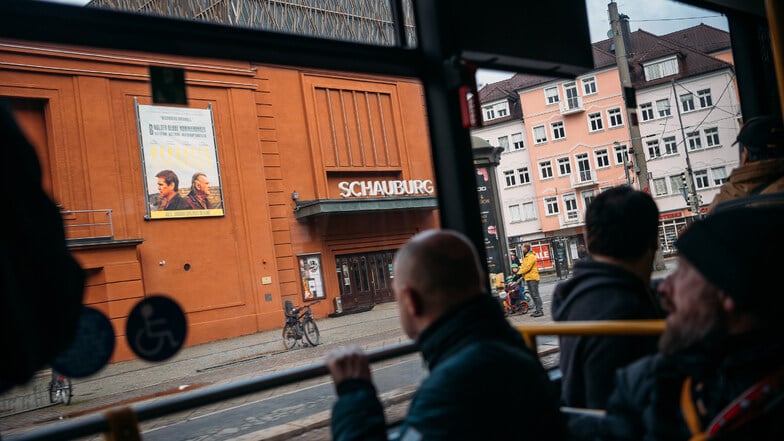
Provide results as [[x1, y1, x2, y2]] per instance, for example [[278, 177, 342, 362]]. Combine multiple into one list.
[[520, 244, 543, 317]]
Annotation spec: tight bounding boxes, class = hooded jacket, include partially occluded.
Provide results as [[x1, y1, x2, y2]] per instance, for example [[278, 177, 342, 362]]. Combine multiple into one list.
[[551, 259, 663, 410], [331, 294, 563, 441]]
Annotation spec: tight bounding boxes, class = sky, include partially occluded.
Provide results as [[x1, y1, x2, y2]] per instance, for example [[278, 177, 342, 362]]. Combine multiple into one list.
[[37, 0, 730, 88]]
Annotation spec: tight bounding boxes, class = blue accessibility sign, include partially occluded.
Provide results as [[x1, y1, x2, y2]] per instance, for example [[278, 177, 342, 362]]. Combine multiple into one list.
[[126, 295, 187, 362]]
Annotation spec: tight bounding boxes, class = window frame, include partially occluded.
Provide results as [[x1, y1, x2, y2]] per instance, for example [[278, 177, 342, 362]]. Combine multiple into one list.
[[607, 108, 623, 127], [511, 132, 524, 150], [588, 112, 604, 132], [595, 148, 610, 168], [697, 88, 713, 108], [663, 136, 678, 155], [640, 102, 654, 121], [557, 157, 572, 176], [656, 98, 671, 118], [503, 170, 516, 187], [551, 121, 566, 140], [582, 76, 597, 95], [539, 160, 554, 179], [545, 86, 560, 105], [533, 125, 548, 144], [544, 196, 560, 215], [517, 166, 530, 184], [680, 93, 695, 112]]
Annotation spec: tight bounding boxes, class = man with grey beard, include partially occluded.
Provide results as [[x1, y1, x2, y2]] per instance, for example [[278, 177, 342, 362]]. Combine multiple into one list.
[[598, 202, 784, 441]]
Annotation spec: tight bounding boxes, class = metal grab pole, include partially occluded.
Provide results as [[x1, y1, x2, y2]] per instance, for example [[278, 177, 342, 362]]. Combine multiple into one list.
[[8, 342, 419, 441]]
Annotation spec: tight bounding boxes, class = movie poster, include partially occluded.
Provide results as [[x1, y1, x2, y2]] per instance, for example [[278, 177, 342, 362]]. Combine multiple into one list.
[[137, 103, 225, 219], [298, 254, 326, 301]]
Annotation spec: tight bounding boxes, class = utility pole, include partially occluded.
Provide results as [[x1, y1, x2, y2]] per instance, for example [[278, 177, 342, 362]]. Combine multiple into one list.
[[671, 79, 702, 216], [609, 1, 650, 194], [609, 2, 665, 270]]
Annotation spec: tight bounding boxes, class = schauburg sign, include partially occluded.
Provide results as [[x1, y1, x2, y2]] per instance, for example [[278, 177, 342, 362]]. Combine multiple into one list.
[[338, 180, 435, 198]]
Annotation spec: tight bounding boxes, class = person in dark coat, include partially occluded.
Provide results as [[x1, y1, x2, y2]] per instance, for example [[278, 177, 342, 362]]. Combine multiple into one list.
[[326, 229, 563, 441], [552, 186, 664, 414], [600, 203, 784, 440]]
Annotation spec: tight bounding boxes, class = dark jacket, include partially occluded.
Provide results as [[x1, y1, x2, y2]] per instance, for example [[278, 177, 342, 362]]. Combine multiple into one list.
[[163, 194, 191, 210], [600, 331, 784, 440], [331, 294, 563, 441], [551, 259, 663, 410]]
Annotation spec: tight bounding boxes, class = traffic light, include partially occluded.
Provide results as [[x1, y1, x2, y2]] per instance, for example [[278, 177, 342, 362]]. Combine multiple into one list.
[[680, 172, 689, 204]]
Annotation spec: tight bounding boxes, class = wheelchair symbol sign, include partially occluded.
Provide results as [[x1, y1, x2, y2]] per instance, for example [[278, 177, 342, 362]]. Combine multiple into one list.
[[126, 295, 187, 362]]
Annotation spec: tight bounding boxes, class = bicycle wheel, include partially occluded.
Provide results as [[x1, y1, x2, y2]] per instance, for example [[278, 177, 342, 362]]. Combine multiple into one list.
[[48, 378, 58, 404], [282, 324, 298, 350], [61, 378, 72, 405], [303, 318, 320, 346]]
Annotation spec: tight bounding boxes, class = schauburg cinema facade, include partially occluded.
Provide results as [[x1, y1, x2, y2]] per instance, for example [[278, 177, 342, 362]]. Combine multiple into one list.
[[2, 40, 440, 362]]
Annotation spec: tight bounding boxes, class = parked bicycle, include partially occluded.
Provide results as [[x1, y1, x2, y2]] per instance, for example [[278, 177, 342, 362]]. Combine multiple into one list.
[[282, 300, 320, 350], [48, 370, 72, 405]]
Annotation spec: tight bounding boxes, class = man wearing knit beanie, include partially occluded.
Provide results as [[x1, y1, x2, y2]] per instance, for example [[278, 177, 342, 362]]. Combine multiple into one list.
[[711, 115, 784, 211], [600, 203, 784, 440]]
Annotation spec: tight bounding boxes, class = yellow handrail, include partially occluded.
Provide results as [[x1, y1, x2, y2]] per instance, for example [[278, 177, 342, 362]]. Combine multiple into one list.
[[516, 319, 666, 352]]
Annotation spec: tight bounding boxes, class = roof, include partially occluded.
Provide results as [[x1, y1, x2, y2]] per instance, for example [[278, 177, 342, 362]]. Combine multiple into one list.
[[479, 23, 733, 105], [660, 23, 732, 54]]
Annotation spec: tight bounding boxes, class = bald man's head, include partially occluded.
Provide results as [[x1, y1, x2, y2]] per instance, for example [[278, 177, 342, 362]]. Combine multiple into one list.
[[394, 230, 486, 310]]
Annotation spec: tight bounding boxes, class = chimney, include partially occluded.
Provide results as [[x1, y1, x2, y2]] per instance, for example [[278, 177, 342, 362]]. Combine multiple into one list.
[[619, 13, 632, 54]]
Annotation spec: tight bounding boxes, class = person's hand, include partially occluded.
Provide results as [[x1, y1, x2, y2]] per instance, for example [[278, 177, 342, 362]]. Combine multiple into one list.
[[325, 345, 371, 385]]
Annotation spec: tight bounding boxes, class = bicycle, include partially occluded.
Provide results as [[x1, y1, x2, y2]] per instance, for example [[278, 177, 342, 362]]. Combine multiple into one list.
[[282, 300, 321, 350], [48, 370, 72, 405]]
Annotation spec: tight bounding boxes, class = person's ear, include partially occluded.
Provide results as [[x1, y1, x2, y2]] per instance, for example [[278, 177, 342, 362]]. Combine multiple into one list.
[[740, 146, 749, 165], [403, 286, 424, 318]]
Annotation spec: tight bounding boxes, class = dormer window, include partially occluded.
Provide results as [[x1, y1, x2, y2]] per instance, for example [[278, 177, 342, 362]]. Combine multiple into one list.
[[482, 101, 511, 122], [642, 56, 679, 81]]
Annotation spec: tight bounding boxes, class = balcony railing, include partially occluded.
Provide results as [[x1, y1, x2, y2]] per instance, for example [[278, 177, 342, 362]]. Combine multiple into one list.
[[61, 209, 114, 242], [559, 95, 583, 114], [571, 170, 597, 189], [560, 209, 583, 228]]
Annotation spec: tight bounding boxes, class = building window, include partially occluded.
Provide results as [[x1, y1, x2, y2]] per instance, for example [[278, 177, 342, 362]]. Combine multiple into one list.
[[509, 204, 521, 222], [533, 125, 547, 144], [563, 193, 578, 219], [595, 149, 610, 168], [687, 131, 702, 150], [643, 56, 679, 81], [704, 127, 720, 147], [511, 132, 524, 150], [588, 112, 604, 132], [694, 169, 709, 189], [518, 167, 530, 184], [697, 89, 713, 108], [497, 135, 509, 151], [614, 143, 629, 165], [576, 153, 592, 182], [522, 202, 536, 220], [608, 108, 623, 127], [545, 196, 559, 215], [503, 170, 516, 187], [656, 98, 671, 117], [545, 86, 560, 104], [551, 121, 566, 140], [539, 160, 553, 179], [680, 93, 695, 112], [640, 103, 654, 121], [711, 166, 728, 185], [482, 102, 510, 122], [670, 174, 685, 194], [663, 136, 678, 155], [647, 139, 662, 159], [582, 76, 597, 95], [653, 178, 668, 196], [483, 107, 495, 120], [557, 157, 572, 176]]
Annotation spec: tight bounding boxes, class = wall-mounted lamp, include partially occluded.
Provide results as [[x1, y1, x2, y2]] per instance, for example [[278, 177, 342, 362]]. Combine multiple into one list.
[[291, 191, 299, 201]]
